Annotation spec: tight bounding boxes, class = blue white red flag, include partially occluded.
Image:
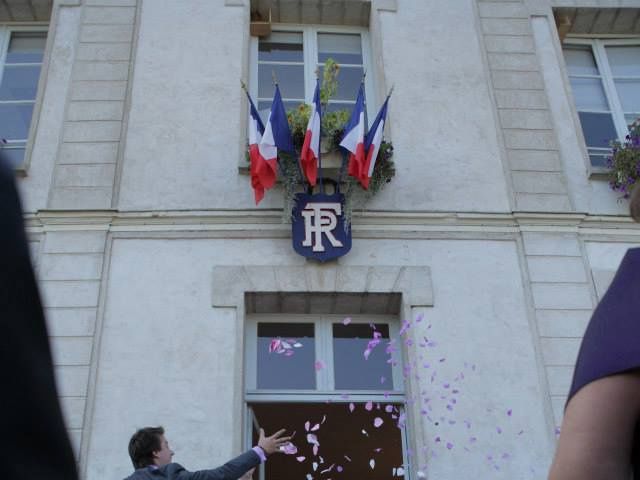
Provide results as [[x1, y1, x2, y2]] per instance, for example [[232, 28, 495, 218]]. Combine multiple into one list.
[[360, 97, 389, 189], [247, 93, 266, 204], [257, 85, 295, 191], [339, 83, 366, 182], [300, 79, 321, 186]]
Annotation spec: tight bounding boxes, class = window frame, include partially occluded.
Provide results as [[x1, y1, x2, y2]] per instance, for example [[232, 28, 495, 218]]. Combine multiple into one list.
[[249, 24, 378, 127], [0, 24, 48, 173], [244, 313, 410, 480], [563, 37, 640, 172]]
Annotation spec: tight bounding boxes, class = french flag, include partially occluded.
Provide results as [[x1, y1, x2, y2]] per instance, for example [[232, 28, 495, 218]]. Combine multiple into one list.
[[257, 85, 295, 191], [247, 94, 266, 204], [339, 83, 366, 182], [300, 79, 321, 186], [360, 97, 389, 189]]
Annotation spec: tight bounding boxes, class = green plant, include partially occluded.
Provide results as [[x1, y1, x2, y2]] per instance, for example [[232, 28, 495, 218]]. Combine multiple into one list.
[[608, 118, 640, 198]]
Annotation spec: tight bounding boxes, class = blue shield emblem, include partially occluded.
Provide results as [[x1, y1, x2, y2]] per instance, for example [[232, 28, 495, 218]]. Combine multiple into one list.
[[292, 192, 352, 262]]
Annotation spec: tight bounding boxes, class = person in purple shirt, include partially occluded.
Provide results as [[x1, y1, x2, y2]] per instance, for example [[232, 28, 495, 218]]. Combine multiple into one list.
[[549, 187, 640, 479], [124, 426, 290, 480]]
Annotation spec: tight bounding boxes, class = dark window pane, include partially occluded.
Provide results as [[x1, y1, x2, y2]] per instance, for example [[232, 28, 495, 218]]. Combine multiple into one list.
[[578, 112, 617, 149], [319, 65, 364, 102], [258, 64, 304, 100], [333, 323, 393, 390], [1, 146, 26, 168], [0, 103, 34, 140], [257, 323, 316, 389], [252, 402, 405, 480], [0, 65, 42, 101], [318, 33, 363, 64], [7, 32, 46, 63], [258, 32, 303, 62]]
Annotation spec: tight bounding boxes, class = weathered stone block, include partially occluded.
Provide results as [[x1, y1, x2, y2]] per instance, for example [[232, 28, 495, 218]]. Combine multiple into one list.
[[77, 42, 131, 61], [46, 307, 98, 336], [540, 337, 581, 365], [59, 397, 86, 430], [522, 232, 581, 256], [531, 283, 593, 310], [515, 193, 572, 212], [67, 101, 124, 121], [481, 18, 531, 35], [488, 52, 539, 71], [536, 309, 591, 338], [71, 81, 127, 101], [83, 6, 136, 24], [495, 89, 548, 109], [54, 365, 90, 396], [478, 2, 528, 18], [41, 280, 101, 308], [63, 121, 122, 142], [80, 23, 134, 42], [512, 171, 567, 194], [49, 187, 113, 210], [508, 149, 562, 171], [43, 231, 107, 254], [73, 61, 130, 81], [55, 164, 116, 188], [499, 109, 551, 130], [504, 130, 557, 150], [484, 35, 535, 53], [50, 337, 94, 366], [526, 256, 587, 283], [40, 253, 104, 280], [59, 142, 119, 164]]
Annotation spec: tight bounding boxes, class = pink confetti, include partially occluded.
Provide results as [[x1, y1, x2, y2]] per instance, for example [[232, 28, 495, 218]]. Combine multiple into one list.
[[369, 459, 375, 470], [336, 466, 343, 472], [385, 405, 394, 413], [373, 417, 384, 428], [380, 376, 386, 384], [415, 313, 424, 323], [361, 429, 369, 436], [496, 427, 502, 434], [507, 409, 512, 417], [296, 456, 305, 462], [312, 462, 318, 472], [435, 436, 441, 443], [342, 317, 352, 325], [365, 401, 373, 411], [306, 433, 319, 446], [349, 403, 355, 413], [310, 423, 320, 432], [281, 442, 298, 455], [314, 360, 325, 371], [313, 444, 319, 456], [305, 421, 310, 432], [446, 442, 453, 450]]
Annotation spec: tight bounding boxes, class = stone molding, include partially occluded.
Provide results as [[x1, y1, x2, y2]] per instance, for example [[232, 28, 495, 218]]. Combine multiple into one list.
[[212, 265, 433, 307]]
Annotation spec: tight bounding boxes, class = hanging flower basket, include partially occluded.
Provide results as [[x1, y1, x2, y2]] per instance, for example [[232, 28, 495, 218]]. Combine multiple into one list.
[[608, 118, 640, 199]]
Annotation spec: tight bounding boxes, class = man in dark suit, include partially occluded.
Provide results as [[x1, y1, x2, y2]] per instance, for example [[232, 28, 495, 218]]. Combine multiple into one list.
[[0, 151, 79, 479], [124, 426, 291, 480]]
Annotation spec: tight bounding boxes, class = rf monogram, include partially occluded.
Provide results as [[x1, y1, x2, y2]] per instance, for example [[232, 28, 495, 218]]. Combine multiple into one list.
[[301, 202, 344, 252]]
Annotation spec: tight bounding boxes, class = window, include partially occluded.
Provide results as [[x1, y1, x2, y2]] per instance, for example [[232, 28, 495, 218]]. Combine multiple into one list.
[[0, 27, 47, 169], [245, 314, 408, 480], [249, 25, 376, 124], [562, 39, 640, 168]]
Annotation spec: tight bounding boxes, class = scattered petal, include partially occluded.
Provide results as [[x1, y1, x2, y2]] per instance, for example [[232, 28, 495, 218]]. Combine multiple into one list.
[[342, 317, 352, 326], [361, 429, 369, 436], [314, 360, 325, 371], [396, 467, 405, 476], [306, 475, 312, 480], [496, 427, 502, 434], [385, 405, 394, 413], [310, 423, 320, 432], [374, 417, 384, 428], [312, 462, 318, 472], [320, 464, 335, 474], [344, 455, 352, 462], [281, 442, 298, 455], [373, 448, 383, 453], [365, 401, 373, 411], [507, 409, 512, 417], [306, 433, 319, 446], [305, 421, 310, 432], [313, 445, 319, 456], [296, 456, 306, 463], [417, 471, 426, 478], [349, 403, 355, 413], [369, 459, 375, 470], [336, 466, 343, 473], [446, 442, 453, 450], [321, 415, 326, 424]]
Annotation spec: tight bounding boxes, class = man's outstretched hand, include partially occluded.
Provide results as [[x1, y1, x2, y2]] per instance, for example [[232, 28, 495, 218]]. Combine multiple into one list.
[[258, 428, 292, 455]]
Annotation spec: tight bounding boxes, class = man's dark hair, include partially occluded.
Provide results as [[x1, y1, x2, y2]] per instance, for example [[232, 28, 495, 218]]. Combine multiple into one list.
[[128, 426, 164, 469]]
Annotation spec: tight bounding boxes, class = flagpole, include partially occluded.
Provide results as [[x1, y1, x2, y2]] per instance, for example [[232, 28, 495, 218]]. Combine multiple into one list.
[[316, 76, 324, 195]]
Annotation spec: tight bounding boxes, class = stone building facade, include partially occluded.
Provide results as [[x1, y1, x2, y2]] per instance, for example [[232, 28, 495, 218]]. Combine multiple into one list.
[[3, 0, 639, 478]]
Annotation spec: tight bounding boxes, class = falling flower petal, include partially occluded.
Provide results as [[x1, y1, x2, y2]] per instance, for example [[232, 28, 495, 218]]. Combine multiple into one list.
[[314, 360, 325, 371], [496, 427, 502, 434], [281, 442, 298, 455], [311, 423, 320, 432], [397, 467, 405, 476], [361, 429, 369, 436], [349, 403, 355, 413], [312, 462, 318, 472], [306, 475, 312, 480], [342, 317, 352, 326], [446, 442, 453, 450], [385, 405, 393, 413], [313, 445, 319, 456], [337, 466, 343, 472], [321, 415, 326, 424], [305, 421, 310, 432], [380, 376, 386, 384], [320, 464, 334, 474], [293, 342, 303, 348], [373, 448, 382, 453], [365, 401, 373, 411], [374, 417, 384, 428], [296, 456, 306, 463], [417, 471, 426, 478], [344, 455, 351, 462], [307, 433, 319, 446], [369, 459, 375, 470], [507, 409, 512, 417]]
